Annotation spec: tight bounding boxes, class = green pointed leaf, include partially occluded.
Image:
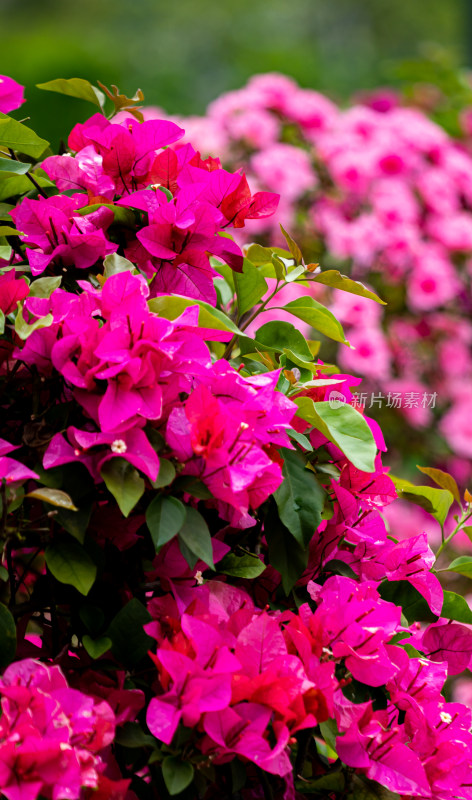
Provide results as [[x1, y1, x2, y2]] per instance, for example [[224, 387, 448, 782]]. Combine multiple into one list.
[[0, 173, 52, 202], [311, 269, 386, 304], [82, 635, 112, 659], [274, 448, 325, 546], [162, 757, 194, 796], [295, 398, 377, 473], [77, 203, 135, 227], [447, 557, 472, 579], [14, 306, 53, 340], [0, 226, 22, 236], [28, 276, 61, 298], [45, 539, 97, 595], [151, 459, 176, 488], [149, 294, 245, 337], [266, 503, 308, 594], [106, 598, 152, 666], [280, 225, 303, 264], [0, 604, 16, 669], [146, 495, 186, 551], [246, 243, 273, 266], [379, 581, 438, 623], [391, 477, 453, 526], [0, 113, 49, 159], [416, 465, 461, 505], [442, 591, 472, 624], [254, 320, 313, 361], [115, 721, 157, 748], [287, 428, 313, 451], [178, 507, 215, 570], [26, 487, 78, 510], [219, 551, 266, 578], [101, 458, 145, 517], [0, 157, 31, 175], [233, 258, 267, 315], [103, 253, 135, 278], [279, 296, 348, 343], [37, 78, 105, 109]]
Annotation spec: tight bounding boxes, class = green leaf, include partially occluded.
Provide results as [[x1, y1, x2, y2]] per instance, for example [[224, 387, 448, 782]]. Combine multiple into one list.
[[280, 225, 303, 264], [37, 78, 105, 109], [295, 398, 377, 473], [172, 476, 213, 499], [246, 243, 274, 266], [0, 113, 50, 159], [0, 157, 31, 175], [115, 721, 157, 748], [101, 458, 145, 517], [45, 539, 97, 595], [26, 487, 78, 510], [319, 718, 339, 753], [447, 556, 472, 579], [0, 202, 14, 219], [416, 465, 461, 505], [0, 603, 16, 669], [0, 226, 22, 236], [311, 269, 386, 304], [28, 276, 61, 298], [149, 294, 245, 337], [296, 774, 345, 794], [178, 507, 215, 570], [287, 428, 313, 451], [103, 253, 135, 278], [322, 559, 357, 579], [279, 296, 348, 343], [79, 605, 105, 635], [0, 604, 16, 669], [379, 580, 438, 624], [0, 309, 4, 335], [442, 590, 472, 624], [274, 448, 325, 546], [14, 306, 53, 340], [106, 598, 152, 666], [266, 503, 308, 594], [392, 477, 453, 526], [82, 635, 112, 659], [219, 551, 266, 578], [146, 495, 186, 551], [162, 757, 195, 796], [151, 459, 176, 488], [233, 258, 267, 316], [77, 203, 135, 228], [0, 173, 52, 202], [254, 320, 313, 361]]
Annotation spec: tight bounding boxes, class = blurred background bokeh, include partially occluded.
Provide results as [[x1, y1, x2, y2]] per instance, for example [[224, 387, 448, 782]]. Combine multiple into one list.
[[1, 0, 469, 145]]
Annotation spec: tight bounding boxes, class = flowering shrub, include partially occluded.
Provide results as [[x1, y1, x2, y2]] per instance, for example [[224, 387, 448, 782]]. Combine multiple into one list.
[[1, 74, 472, 800], [172, 72, 472, 488]]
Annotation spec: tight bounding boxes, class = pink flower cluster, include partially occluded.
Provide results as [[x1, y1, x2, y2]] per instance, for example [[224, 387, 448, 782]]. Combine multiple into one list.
[[175, 73, 472, 476], [16, 269, 295, 526], [0, 659, 116, 800], [20, 112, 279, 303], [145, 577, 472, 798]]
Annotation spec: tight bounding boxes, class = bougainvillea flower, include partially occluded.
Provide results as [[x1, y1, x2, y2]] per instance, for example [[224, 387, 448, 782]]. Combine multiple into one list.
[[43, 425, 159, 482], [0, 75, 25, 113], [0, 270, 29, 316], [0, 659, 115, 800]]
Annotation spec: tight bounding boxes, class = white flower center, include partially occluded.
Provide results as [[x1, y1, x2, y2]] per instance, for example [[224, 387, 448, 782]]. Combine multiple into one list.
[[111, 439, 127, 454]]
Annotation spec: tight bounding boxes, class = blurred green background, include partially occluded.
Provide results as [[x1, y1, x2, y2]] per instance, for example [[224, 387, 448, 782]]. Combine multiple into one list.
[[0, 0, 470, 145]]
